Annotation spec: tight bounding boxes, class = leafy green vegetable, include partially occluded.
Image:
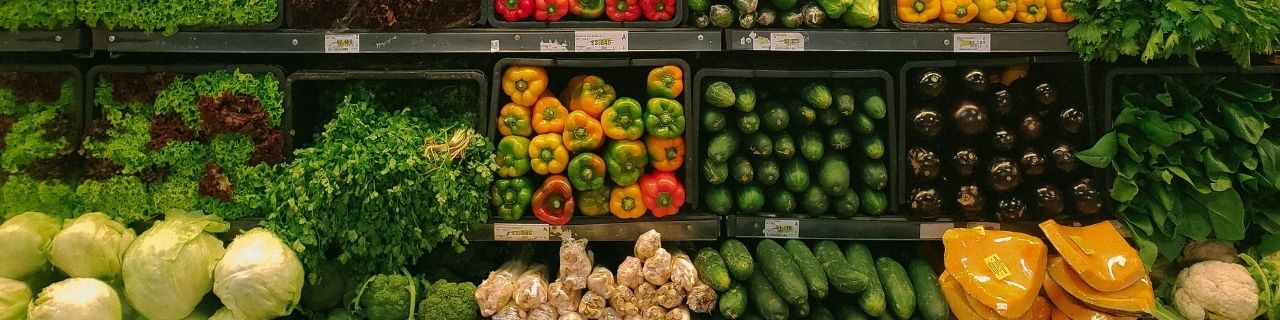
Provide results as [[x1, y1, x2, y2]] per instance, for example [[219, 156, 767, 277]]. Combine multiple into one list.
[[0, 212, 61, 280], [354, 272, 419, 320], [78, 0, 279, 35], [76, 175, 153, 224], [0, 0, 75, 30], [416, 280, 479, 320], [0, 174, 77, 219], [1242, 252, 1280, 319], [48, 212, 136, 279], [1066, 0, 1280, 68], [122, 209, 228, 320], [213, 228, 304, 320]]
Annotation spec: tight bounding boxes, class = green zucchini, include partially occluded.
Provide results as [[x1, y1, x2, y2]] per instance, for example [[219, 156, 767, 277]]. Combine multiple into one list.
[[706, 81, 737, 108], [732, 80, 758, 112], [876, 257, 916, 320], [756, 239, 809, 306], [695, 248, 733, 292], [908, 260, 948, 320], [857, 86, 886, 120], [720, 283, 749, 319], [749, 268, 791, 320], [814, 241, 868, 294], [844, 243, 885, 317], [721, 239, 755, 281], [784, 240, 829, 300]]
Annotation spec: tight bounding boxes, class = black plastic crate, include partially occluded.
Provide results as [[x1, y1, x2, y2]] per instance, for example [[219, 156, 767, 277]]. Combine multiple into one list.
[[284, 0, 484, 30], [897, 56, 1106, 222], [485, 0, 685, 28], [691, 68, 897, 218], [488, 57, 696, 217], [890, 6, 1073, 31]]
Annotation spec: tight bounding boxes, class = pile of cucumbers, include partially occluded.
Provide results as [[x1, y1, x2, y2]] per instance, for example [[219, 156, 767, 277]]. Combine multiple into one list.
[[700, 78, 890, 217], [694, 239, 949, 320]]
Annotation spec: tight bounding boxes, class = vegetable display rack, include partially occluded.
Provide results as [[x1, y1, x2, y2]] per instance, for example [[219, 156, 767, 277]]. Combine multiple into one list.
[[80, 0, 285, 32], [284, 0, 483, 31], [486, 0, 687, 28], [0, 64, 84, 218]]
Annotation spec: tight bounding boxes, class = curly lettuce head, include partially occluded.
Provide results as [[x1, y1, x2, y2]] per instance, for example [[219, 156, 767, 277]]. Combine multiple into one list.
[[0, 211, 61, 279], [0, 277, 31, 319], [123, 209, 228, 320], [49, 212, 137, 278], [28, 278, 122, 320], [213, 228, 304, 320]]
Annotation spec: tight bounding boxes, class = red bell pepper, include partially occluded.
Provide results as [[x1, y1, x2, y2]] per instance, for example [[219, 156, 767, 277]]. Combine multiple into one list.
[[640, 0, 676, 21], [606, 0, 642, 21], [496, 0, 535, 21], [536, 0, 571, 21], [533, 175, 575, 225], [638, 171, 685, 218]]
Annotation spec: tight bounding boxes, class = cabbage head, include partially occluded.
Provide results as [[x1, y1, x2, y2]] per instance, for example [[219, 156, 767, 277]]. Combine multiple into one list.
[[27, 278, 122, 320], [0, 277, 32, 320], [0, 212, 61, 279], [123, 209, 228, 320], [213, 228, 304, 320], [209, 308, 237, 320], [49, 212, 136, 278]]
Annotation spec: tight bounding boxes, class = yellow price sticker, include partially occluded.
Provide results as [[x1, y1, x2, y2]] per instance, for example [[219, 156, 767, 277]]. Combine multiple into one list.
[[984, 254, 1012, 280], [1070, 235, 1096, 255]]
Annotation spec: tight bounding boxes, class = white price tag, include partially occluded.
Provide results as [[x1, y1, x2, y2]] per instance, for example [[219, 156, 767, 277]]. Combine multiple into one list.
[[746, 32, 770, 50], [324, 34, 360, 53], [490, 40, 501, 53], [493, 224, 551, 241], [919, 223, 954, 239], [769, 32, 805, 51], [953, 33, 991, 52], [965, 222, 1001, 230], [575, 31, 629, 52], [763, 219, 800, 238], [540, 40, 569, 52]]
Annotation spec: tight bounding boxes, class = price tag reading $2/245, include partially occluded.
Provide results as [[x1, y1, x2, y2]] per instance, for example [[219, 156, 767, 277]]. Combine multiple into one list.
[[324, 34, 360, 53], [575, 31, 629, 52], [769, 32, 805, 51], [493, 224, 550, 241], [763, 219, 800, 238]]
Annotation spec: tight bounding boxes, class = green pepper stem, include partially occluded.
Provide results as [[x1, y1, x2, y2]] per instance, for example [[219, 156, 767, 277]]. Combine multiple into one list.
[[550, 197, 563, 211], [622, 197, 636, 210], [516, 79, 529, 92], [658, 192, 672, 207], [914, 0, 925, 13]]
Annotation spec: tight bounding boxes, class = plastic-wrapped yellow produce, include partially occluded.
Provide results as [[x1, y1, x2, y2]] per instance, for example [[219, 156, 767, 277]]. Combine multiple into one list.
[[939, 271, 1026, 320], [1039, 220, 1145, 292], [943, 227, 1048, 318], [1047, 257, 1156, 317], [1043, 274, 1137, 320]]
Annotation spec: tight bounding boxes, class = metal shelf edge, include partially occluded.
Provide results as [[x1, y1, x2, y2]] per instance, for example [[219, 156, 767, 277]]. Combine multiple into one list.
[[0, 29, 84, 52], [724, 30, 1072, 53], [469, 216, 723, 242], [725, 216, 1127, 240], [99, 29, 723, 53]]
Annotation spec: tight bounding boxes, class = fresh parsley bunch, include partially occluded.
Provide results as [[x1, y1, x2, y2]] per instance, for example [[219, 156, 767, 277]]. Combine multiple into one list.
[[1067, 0, 1280, 68]]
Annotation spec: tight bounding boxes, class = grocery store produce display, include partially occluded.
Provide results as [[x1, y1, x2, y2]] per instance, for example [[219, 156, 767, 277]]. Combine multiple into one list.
[[892, 0, 1074, 30], [688, 0, 878, 29], [491, 0, 682, 26], [287, 0, 481, 31], [78, 0, 281, 34], [0, 68, 80, 218], [1066, 0, 1280, 68], [0, 0, 75, 30]]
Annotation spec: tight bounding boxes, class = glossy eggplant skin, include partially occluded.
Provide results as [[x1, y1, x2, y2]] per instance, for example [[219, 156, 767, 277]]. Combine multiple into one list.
[[988, 84, 1015, 117], [1035, 184, 1065, 219], [952, 148, 980, 178], [916, 68, 947, 98], [908, 147, 941, 180], [961, 68, 989, 92], [988, 157, 1021, 193], [952, 99, 988, 137], [956, 184, 985, 220], [1020, 148, 1046, 177], [1019, 114, 1043, 140], [911, 108, 944, 139], [995, 197, 1026, 222], [1033, 83, 1058, 105], [1072, 178, 1104, 215], [909, 187, 943, 220], [992, 127, 1017, 152], [1051, 143, 1078, 173], [1059, 107, 1086, 134]]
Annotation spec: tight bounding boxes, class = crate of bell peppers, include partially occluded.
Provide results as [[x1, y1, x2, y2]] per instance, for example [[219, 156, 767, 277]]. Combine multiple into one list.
[[489, 58, 694, 226], [488, 0, 685, 28], [891, 0, 1074, 31]]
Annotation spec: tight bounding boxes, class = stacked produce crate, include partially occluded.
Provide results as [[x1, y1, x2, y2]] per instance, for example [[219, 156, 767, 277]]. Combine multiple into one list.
[[0, 66, 81, 218]]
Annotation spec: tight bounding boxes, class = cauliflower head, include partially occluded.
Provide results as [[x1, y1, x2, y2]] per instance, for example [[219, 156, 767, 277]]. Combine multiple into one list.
[[417, 280, 479, 320], [356, 273, 418, 320], [1174, 260, 1259, 320]]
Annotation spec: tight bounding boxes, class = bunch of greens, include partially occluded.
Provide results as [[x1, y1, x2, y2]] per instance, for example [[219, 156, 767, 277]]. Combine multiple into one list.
[[259, 81, 495, 282], [1066, 0, 1280, 68], [1078, 73, 1280, 265], [0, 0, 75, 30], [0, 73, 79, 219], [78, 0, 279, 35]]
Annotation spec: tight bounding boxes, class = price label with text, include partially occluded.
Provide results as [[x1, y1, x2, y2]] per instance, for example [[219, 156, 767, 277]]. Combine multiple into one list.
[[324, 34, 360, 53], [966, 222, 1001, 230], [575, 31, 629, 52], [953, 33, 992, 52], [770, 32, 805, 51], [493, 224, 550, 241], [763, 219, 800, 238], [540, 40, 570, 52], [919, 223, 955, 239]]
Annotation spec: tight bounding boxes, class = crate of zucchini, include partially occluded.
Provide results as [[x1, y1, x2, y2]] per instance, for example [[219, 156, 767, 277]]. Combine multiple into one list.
[[489, 58, 695, 224], [694, 239, 950, 320], [899, 57, 1106, 222], [688, 0, 880, 29], [80, 65, 287, 224], [0, 65, 82, 218], [78, 0, 283, 33], [695, 69, 894, 218]]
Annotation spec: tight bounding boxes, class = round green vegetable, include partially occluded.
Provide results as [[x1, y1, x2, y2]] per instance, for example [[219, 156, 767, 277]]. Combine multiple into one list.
[[739, 112, 761, 134], [747, 133, 773, 158], [755, 159, 780, 186], [688, 0, 712, 12], [703, 109, 728, 133], [720, 239, 755, 281], [833, 192, 860, 217], [706, 80, 736, 108], [731, 156, 755, 184], [802, 186, 829, 215], [737, 185, 766, 214], [782, 159, 810, 193], [773, 134, 796, 160], [799, 131, 825, 162], [760, 101, 790, 132], [828, 127, 853, 151], [803, 82, 833, 109], [703, 160, 729, 185], [770, 189, 796, 214], [817, 156, 851, 196], [732, 80, 757, 112], [704, 185, 734, 215]]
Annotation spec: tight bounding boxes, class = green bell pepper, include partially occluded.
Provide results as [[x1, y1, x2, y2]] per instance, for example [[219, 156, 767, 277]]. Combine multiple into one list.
[[601, 97, 646, 140], [496, 136, 531, 178], [568, 153, 607, 191], [491, 177, 534, 220], [605, 140, 648, 186], [645, 97, 686, 139], [577, 187, 611, 217]]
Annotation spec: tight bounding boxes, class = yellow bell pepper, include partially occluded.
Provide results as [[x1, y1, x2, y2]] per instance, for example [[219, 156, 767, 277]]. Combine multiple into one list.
[[1014, 0, 1046, 23], [899, 0, 941, 23], [529, 133, 570, 175], [1046, 0, 1072, 22], [941, 0, 977, 23], [503, 65, 549, 107], [609, 184, 646, 219], [532, 96, 569, 134], [497, 103, 533, 137], [567, 75, 617, 118], [976, 0, 1015, 24]]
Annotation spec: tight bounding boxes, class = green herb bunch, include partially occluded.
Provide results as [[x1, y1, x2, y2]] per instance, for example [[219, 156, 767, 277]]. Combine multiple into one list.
[[1078, 74, 1280, 265], [1066, 0, 1280, 68]]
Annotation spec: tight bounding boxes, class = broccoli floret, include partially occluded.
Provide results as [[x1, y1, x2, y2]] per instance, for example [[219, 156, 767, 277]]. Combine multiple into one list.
[[325, 308, 361, 320], [416, 280, 478, 320], [355, 273, 418, 320]]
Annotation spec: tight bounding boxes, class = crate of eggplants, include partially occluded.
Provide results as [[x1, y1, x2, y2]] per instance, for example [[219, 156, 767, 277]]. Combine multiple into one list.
[[689, 0, 879, 29], [897, 59, 1106, 223]]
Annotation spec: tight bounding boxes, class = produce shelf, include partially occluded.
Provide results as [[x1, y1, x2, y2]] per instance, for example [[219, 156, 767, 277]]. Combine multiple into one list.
[[0, 29, 86, 52], [95, 29, 723, 53], [725, 215, 1127, 240], [468, 215, 723, 241], [724, 30, 1072, 52]]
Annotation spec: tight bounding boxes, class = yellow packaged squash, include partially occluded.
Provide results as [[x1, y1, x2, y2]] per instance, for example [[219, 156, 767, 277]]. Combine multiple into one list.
[[939, 271, 1028, 320], [1039, 220, 1144, 292], [1043, 273, 1138, 320], [1046, 257, 1156, 317], [942, 227, 1048, 318]]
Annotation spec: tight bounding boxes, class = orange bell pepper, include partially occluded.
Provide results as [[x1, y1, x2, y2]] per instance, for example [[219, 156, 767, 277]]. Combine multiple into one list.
[[532, 96, 569, 134], [502, 65, 548, 107], [646, 66, 684, 99], [645, 136, 685, 172], [563, 110, 605, 152], [899, 0, 941, 23], [497, 103, 533, 137], [976, 0, 1015, 24], [567, 75, 616, 118], [1014, 0, 1046, 23], [609, 184, 646, 219], [529, 133, 570, 175], [941, 0, 978, 23], [1046, 0, 1072, 22]]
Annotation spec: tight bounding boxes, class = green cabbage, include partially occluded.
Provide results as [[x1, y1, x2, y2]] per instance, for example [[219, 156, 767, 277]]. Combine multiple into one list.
[[122, 209, 228, 320], [0, 277, 31, 319], [213, 228, 304, 320], [0, 212, 61, 279], [208, 308, 237, 320], [49, 212, 136, 278], [27, 278, 122, 320]]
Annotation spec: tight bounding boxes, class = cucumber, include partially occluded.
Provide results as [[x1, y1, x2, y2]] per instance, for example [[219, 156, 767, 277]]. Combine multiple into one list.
[[833, 191, 861, 217], [783, 159, 810, 193], [755, 159, 781, 186], [876, 257, 916, 320], [721, 239, 755, 281], [704, 109, 728, 133], [732, 156, 754, 184], [772, 134, 796, 160], [852, 113, 876, 134], [802, 186, 829, 215], [803, 82, 833, 109], [792, 299, 811, 318], [747, 133, 773, 158], [707, 132, 740, 163], [814, 241, 869, 294], [706, 81, 737, 108], [860, 189, 887, 216], [720, 283, 749, 319], [704, 160, 729, 185], [810, 301, 835, 320], [857, 86, 886, 120], [818, 107, 841, 127], [760, 101, 790, 132], [732, 80, 758, 112], [739, 111, 761, 134], [756, 239, 809, 306], [784, 240, 829, 300], [862, 135, 885, 160], [790, 101, 817, 127], [704, 185, 734, 215], [860, 161, 888, 191], [737, 185, 766, 214], [817, 156, 851, 196], [834, 85, 857, 117], [828, 127, 853, 151], [799, 130, 825, 162], [908, 260, 948, 320], [749, 268, 791, 320], [770, 189, 797, 214], [834, 304, 870, 320], [844, 243, 885, 317], [695, 248, 733, 292]]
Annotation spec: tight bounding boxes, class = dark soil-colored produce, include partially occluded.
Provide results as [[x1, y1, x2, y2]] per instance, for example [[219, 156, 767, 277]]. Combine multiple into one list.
[[104, 73, 176, 104], [198, 92, 269, 136], [198, 162, 234, 201], [250, 129, 285, 165], [41, 115, 74, 142], [0, 115, 13, 148], [148, 113, 197, 150], [0, 72, 71, 103], [85, 157, 122, 181], [86, 118, 113, 139], [290, 0, 478, 31], [138, 166, 172, 185], [23, 155, 79, 181]]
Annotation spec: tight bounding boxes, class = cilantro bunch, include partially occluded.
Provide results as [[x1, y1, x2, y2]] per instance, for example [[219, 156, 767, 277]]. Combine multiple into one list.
[[1067, 0, 1280, 68]]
